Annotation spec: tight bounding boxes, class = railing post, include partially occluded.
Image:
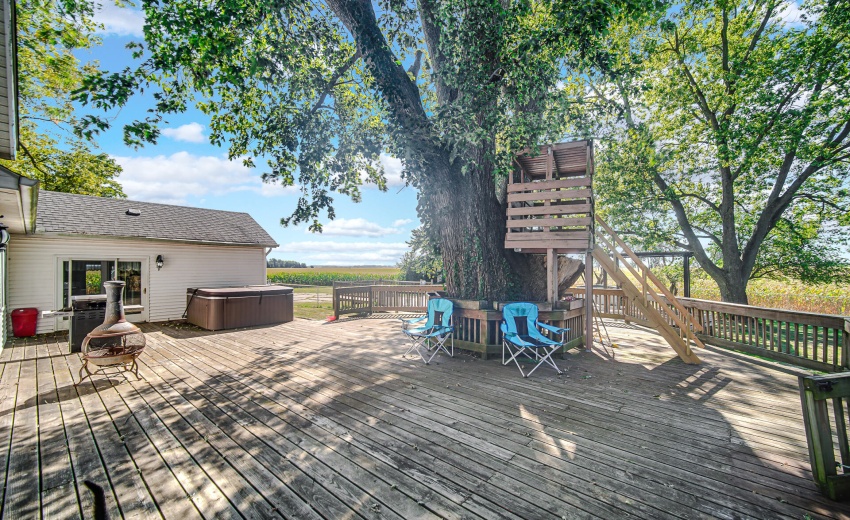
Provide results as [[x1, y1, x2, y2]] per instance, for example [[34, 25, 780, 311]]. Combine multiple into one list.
[[844, 319, 850, 370], [585, 251, 593, 351], [333, 287, 339, 319]]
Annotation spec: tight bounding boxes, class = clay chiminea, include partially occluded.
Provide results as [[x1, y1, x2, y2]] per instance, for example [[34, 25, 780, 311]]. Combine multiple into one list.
[[78, 281, 146, 384]]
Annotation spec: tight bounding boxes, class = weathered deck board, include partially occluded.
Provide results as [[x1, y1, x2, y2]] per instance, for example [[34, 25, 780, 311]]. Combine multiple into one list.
[[209, 324, 835, 519], [2, 318, 850, 519]]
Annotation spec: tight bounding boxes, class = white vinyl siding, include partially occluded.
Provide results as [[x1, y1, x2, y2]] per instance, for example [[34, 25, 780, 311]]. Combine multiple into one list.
[[7, 234, 266, 334]]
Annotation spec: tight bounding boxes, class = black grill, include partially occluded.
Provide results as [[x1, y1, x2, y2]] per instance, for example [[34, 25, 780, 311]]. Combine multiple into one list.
[[70, 295, 107, 353]]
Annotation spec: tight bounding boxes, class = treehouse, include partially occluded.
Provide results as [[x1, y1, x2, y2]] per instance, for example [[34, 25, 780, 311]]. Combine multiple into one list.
[[507, 140, 704, 365]]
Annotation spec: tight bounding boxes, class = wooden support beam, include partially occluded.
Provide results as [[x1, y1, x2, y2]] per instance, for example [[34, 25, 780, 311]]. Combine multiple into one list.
[[547, 249, 558, 303], [585, 251, 593, 352]]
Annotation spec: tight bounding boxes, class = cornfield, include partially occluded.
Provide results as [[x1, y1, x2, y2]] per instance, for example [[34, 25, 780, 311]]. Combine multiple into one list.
[[690, 278, 850, 316], [267, 268, 402, 286]]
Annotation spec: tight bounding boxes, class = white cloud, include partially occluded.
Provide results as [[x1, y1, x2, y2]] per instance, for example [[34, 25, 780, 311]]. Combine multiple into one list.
[[318, 218, 407, 237], [777, 1, 813, 26], [259, 182, 300, 198], [276, 241, 409, 265], [93, 2, 145, 37], [392, 219, 412, 228], [161, 123, 206, 143], [113, 152, 297, 204], [363, 154, 406, 188]]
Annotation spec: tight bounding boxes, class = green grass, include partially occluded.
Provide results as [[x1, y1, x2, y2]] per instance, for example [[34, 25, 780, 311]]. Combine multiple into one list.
[[292, 286, 333, 294], [293, 302, 335, 320]]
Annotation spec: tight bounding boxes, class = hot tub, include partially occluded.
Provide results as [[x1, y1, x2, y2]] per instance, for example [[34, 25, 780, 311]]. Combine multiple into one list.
[[185, 286, 294, 331]]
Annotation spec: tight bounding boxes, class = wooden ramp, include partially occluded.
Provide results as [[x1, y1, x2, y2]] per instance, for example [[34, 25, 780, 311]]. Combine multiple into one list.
[[593, 217, 704, 365]]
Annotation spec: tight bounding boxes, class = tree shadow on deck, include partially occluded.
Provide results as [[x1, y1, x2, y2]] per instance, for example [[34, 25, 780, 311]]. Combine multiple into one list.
[[10, 320, 850, 519], [150, 319, 844, 519]]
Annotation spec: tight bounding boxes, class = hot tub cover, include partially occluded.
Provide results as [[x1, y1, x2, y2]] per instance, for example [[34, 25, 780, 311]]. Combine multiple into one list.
[[187, 286, 293, 298]]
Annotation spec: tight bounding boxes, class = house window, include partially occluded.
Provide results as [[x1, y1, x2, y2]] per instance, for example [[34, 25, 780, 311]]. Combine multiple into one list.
[[62, 259, 143, 308]]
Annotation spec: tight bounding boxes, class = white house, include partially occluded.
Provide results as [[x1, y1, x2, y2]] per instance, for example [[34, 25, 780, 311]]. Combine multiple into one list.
[[7, 190, 278, 335]]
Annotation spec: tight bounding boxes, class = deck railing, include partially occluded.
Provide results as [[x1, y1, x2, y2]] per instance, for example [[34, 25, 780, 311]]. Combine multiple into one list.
[[568, 287, 850, 372], [333, 284, 443, 318], [333, 285, 587, 358]]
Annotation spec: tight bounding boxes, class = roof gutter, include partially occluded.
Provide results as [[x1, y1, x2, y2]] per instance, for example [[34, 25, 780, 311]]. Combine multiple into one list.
[[19, 175, 37, 234]]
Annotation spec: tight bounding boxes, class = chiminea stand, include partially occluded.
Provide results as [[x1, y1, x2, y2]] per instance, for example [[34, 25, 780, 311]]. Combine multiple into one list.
[[78, 280, 146, 384]]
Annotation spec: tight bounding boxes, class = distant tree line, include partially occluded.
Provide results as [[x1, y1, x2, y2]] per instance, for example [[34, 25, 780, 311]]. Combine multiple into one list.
[[267, 259, 308, 268]]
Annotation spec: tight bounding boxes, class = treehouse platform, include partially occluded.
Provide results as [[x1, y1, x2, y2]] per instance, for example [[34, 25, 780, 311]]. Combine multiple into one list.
[[505, 140, 594, 254]]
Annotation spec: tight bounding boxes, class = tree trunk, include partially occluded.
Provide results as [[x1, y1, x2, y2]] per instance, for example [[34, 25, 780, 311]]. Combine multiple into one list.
[[426, 151, 547, 301], [716, 270, 749, 304], [326, 0, 549, 301]]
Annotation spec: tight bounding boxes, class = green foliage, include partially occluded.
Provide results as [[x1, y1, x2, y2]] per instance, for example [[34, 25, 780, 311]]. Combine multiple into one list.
[[1, 0, 125, 197], [72, 0, 657, 225], [267, 259, 308, 269], [267, 271, 401, 287], [575, 0, 850, 300], [85, 270, 101, 294], [397, 226, 443, 282], [6, 124, 124, 196]]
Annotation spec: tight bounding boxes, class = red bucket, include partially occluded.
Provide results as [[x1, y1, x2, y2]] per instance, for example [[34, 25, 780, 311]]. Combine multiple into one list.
[[11, 308, 38, 337]]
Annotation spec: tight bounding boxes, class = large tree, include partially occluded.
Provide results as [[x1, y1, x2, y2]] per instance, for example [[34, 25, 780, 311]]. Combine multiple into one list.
[[75, 0, 655, 300], [1, 0, 125, 197], [575, 0, 850, 303]]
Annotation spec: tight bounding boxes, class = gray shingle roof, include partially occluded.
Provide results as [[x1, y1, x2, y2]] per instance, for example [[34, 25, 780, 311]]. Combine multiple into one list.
[[36, 191, 278, 247]]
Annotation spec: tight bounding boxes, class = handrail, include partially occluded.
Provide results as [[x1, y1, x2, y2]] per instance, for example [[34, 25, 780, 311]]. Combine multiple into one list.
[[567, 287, 850, 372], [594, 217, 705, 352], [595, 215, 703, 333]]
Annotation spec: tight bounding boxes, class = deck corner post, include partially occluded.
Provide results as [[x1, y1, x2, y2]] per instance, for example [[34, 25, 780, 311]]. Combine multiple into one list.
[[585, 251, 593, 352]]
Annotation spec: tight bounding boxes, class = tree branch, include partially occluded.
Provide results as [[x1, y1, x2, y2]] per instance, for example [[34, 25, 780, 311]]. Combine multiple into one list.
[[308, 50, 361, 116], [739, 1, 776, 71], [652, 172, 723, 280], [17, 142, 51, 186], [417, 0, 456, 105], [678, 191, 720, 213], [690, 224, 723, 248], [668, 30, 720, 132]]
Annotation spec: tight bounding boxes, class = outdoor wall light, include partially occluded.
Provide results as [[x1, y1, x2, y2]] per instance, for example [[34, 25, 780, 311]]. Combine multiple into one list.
[[156, 254, 164, 270], [0, 223, 10, 250]]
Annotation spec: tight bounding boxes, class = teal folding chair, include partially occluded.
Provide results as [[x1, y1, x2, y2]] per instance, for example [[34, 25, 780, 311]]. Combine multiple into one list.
[[500, 302, 567, 377], [401, 298, 454, 364]]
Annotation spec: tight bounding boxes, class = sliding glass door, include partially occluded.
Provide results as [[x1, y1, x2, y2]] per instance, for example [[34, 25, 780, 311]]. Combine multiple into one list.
[[58, 258, 148, 327]]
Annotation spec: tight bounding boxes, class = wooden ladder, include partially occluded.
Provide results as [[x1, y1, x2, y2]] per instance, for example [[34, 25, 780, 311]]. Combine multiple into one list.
[[593, 216, 704, 364]]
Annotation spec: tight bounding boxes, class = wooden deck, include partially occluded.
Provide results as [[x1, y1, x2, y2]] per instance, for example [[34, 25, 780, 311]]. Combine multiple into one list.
[[1, 317, 849, 519]]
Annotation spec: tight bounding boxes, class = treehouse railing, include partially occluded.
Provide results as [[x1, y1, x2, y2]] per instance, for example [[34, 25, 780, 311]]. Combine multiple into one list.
[[505, 141, 594, 254], [567, 287, 850, 372]]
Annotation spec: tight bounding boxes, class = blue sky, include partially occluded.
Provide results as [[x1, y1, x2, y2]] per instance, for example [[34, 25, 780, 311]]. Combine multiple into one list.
[[70, 4, 421, 266]]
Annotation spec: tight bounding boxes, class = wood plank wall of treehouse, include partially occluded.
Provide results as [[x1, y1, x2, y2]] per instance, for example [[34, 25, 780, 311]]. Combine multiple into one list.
[[506, 140, 595, 346]]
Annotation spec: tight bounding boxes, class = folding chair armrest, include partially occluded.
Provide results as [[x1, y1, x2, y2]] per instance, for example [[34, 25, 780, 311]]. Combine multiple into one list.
[[538, 322, 569, 335], [537, 322, 570, 342], [401, 315, 427, 328]]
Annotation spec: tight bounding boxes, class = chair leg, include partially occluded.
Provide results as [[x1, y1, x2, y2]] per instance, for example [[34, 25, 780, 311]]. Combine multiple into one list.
[[525, 345, 564, 377], [424, 335, 453, 364], [503, 341, 529, 377], [503, 341, 563, 378]]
